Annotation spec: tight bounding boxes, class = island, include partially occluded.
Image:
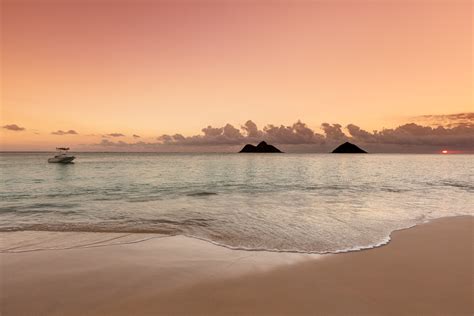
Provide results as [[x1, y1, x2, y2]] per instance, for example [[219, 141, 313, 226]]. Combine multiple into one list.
[[239, 141, 283, 153], [331, 142, 367, 153]]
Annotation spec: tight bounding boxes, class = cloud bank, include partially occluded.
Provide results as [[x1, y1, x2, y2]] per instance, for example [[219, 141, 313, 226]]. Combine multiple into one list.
[[346, 123, 473, 147], [157, 120, 329, 146], [51, 129, 78, 135], [91, 114, 474, 152], [2, 124, 25, 131]]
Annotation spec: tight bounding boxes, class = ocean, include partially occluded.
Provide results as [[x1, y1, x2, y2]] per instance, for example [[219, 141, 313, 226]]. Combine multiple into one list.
[[1, 152, 472, 253]]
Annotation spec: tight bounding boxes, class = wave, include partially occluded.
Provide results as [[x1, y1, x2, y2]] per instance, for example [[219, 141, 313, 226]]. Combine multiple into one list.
[[0, 217, 215, 233], [0, 233, 168, 253], [425, 180, 474, 192], [2, 215, 470, 255], [440, 181, 474, 191], [186, 191, 218, 197]]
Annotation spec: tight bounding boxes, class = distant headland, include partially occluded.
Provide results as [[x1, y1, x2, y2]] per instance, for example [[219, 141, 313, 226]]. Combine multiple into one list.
[[239, 141, 282, 153], [332, 142, 367, 153]]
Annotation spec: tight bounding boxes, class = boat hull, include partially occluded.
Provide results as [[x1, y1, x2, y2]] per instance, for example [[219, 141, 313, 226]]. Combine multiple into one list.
[[48, 156, 75, 163]]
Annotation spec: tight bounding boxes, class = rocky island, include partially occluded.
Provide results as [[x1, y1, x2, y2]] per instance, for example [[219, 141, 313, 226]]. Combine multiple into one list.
[[331, 142, 367, 153], [239, 141, 282, 153]]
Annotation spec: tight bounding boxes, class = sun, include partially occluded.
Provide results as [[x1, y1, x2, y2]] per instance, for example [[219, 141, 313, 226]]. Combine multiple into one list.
[[441, 150, 448, 154]]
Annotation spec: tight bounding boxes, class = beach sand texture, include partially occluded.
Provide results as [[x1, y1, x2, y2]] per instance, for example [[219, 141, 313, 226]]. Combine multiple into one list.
[[1, 216, 472, 315]]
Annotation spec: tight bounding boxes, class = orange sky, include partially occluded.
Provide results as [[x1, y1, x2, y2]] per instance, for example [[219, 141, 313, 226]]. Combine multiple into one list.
[[1, 0, 472, 150]]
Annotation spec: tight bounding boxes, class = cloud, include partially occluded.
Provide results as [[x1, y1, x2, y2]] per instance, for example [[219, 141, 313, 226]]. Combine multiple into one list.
[[157, 123, 245, 146], [2, 124, 25, 131], [133, 134, 141, 138], [96, 139, 174, 150], [105, 133, 125, 137], [346, 124, 377, 143], [241, 120, 263, 138], [157, 120, 328, 146], [263, 121, 325, 144], [320, 123, 347, 142], [98, 139, 129, 147], [346, 123, 474, 147], [90, 115, 474, 152], [413, 112, 474, 128], [51, 130, 78, 135]]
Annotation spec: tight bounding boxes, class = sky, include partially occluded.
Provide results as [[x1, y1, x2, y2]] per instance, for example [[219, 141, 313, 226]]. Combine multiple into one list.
[[1, 0, 473, 152]]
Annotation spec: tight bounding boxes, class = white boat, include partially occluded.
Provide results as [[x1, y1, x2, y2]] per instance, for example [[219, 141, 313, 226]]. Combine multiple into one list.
[[48, 147, 75, 163]]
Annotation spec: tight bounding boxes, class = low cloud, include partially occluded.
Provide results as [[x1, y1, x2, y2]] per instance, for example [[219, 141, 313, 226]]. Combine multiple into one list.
[[346, 123, 473, 147], [105, 133, 125, 137], [89, 113, 474, 152], [321, 123, 347, 142], [2, 124, 25, 131], [133, 134, 141, 138], [413, 112, 474, 128], [241, 120, 263, 138], [51, 130, 78, 135], [158, 120, 327, 146], [99, 139, 129, 147]]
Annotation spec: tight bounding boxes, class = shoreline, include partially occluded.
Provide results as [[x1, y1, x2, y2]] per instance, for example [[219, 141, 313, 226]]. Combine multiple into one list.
[[1, 215, 470, 255], [1, 216, 472, 315]]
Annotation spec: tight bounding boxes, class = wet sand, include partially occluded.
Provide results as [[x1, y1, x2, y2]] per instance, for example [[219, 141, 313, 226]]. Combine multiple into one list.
[[1, 216, 472, 315]]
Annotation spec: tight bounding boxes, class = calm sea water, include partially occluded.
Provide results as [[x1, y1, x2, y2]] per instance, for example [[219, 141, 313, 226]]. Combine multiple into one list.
[[1, 152, 472, 253]]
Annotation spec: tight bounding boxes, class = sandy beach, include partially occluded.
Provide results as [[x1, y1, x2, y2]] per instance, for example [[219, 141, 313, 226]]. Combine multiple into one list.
[[1, 216, 472, 315]]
